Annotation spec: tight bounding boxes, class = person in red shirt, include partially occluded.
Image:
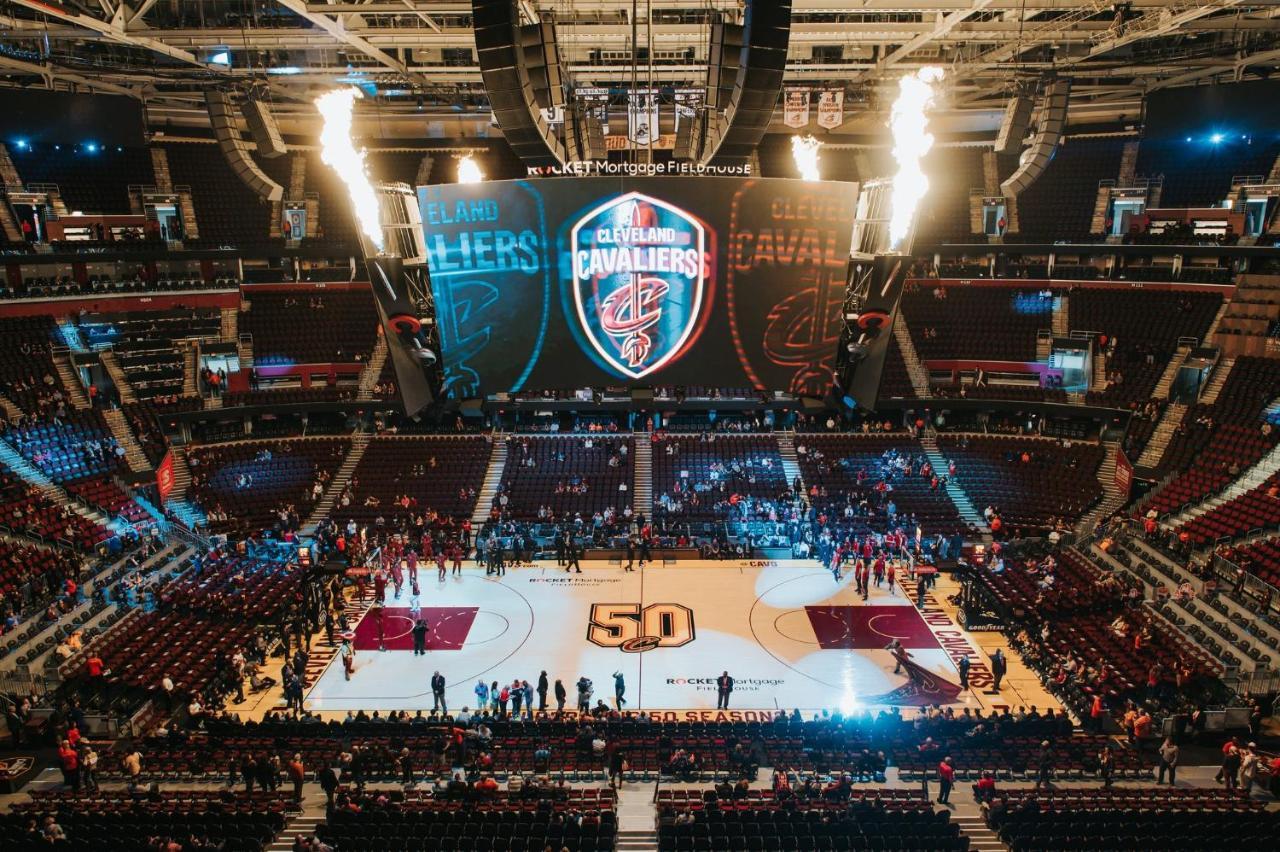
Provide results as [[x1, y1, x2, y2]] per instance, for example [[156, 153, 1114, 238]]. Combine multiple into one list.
[[57, 739, 80, 790], [937, 756, 955, 805], [85, 655, 104, 678], [975, 771, 997, 803]]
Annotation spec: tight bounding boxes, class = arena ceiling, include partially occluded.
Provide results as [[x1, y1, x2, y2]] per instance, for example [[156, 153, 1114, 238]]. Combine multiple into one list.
[[2, 1, 1280, 134]]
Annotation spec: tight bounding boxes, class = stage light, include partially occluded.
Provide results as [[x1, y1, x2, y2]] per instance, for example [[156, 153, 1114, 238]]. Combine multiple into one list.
[[13, 139, 27, 150], [1210, 133, 1224, 144], [1185, 136, 1192, 142], [315, 87, 384, 251], [457, 154, 484, 184], [888, 67, 945, 250], [791, 134, 822, 181], [84, 142, 99, 154]]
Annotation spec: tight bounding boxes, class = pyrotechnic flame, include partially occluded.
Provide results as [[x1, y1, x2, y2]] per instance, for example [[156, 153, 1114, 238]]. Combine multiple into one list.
[[457, 154, 485, 184], [888, 67, 945, 250], [314, 88, 383, 252], [791, 134, 822, 182]]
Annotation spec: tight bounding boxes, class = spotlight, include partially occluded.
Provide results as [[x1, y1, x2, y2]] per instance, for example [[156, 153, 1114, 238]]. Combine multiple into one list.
[[13, 139, 27, 150], [1185, 136, 1192, 142], [1210, 133, 1224, 144], [84, 142, 99, 154]]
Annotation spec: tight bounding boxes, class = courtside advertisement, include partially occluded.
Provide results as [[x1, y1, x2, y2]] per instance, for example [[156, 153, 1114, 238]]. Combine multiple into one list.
[[418, 177, 857, 397]]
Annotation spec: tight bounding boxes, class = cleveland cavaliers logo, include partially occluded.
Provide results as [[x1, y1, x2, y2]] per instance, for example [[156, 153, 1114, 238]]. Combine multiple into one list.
[[571, 192, 708, 379]]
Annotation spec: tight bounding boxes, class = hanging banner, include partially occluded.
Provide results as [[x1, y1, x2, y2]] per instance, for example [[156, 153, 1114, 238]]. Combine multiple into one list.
[[783, 89, 810, 128], [817, 89, 844, 130], [674, 90, 699, 131], [628, 91, 660, 146]]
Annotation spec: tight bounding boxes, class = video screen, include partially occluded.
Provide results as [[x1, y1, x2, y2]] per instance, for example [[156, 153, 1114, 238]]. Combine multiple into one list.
[[419, 176, 857, 398]]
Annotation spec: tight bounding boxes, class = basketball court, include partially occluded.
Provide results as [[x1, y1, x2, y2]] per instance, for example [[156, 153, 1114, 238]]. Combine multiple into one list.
[[306, 560, 1061, 717]]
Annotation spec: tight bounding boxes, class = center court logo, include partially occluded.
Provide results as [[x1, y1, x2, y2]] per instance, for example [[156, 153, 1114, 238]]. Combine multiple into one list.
[[587, 603, 695, 652], [570, 192, 709, 379]]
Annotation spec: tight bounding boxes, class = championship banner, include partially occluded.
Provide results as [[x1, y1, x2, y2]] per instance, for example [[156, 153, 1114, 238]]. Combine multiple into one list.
[[627, 92, 660, 146], [674, 91, 699, 130], [817, 89, 844, 130], [784, 89, 810, 128], [156, 449, 175, 505]]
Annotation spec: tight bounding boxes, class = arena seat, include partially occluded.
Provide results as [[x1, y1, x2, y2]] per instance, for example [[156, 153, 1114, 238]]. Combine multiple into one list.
[[186, 437, 350, 534], [9, 144, 155, 215], [0, 315, 66, 415], [991, 787, 1277, 852], [2, 789, 292, 852], [1144, 356, 1280, 515], [494, 435, 635, 525], [163, 142, 272, 248], [901, 284, 1051, 363], [658, 795, 963, 852], [937, 436, 1104, 534], [332, 435, 490, 532], [1012, 137, 1126, 243], [1136, 136, 1280, 208], [1220, 535, 1280, 589], [652, 433, 787, 523], [239, 290, 379, 366], [318, 788, 616, 852], [794, 434, 968, 536], [1069, 288, 1222, 407], [1176, 473, 1280, 545]]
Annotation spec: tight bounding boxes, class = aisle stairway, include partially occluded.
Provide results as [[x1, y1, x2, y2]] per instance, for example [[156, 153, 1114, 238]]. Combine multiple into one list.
[[616, 787, 658, 852], [954, 807, 1005, 852], [775, 430, 805, 493], [52, 351, 91, 409], [0, 392, 24, 421], [892, 318, 932, 398], [1075, 440, 1127, 533], [1200, 356, 1235, 405], [220, 307, 238, 342], [631, 433, 653, 520], [181, 343, 199, 395], [1051, 294, 1070, 337], [470, 436, 508, 530], [302, 432, 371, 532], [265, 809, 325, 852], [101, 407, 151, 473], [100, 350, 138, 404], [1152, 344, 1191, 401], [919, 433, 990, 535], [1135, 402, 1187, 469], [163, 446, 207, 528], [356, 334, 389, 401]]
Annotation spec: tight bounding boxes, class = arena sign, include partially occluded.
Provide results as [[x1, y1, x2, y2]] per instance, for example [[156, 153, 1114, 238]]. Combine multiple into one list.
[[418, 176, 858, 396], [526, 161, 751, 177]]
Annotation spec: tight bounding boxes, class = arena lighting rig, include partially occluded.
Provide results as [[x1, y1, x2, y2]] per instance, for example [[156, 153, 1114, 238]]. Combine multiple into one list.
[[835, 68, 944, 411], [317, 87, 441, 417]]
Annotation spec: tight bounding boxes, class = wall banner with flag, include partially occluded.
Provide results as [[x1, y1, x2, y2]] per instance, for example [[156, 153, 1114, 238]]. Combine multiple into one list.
[[784, 89, 810, 128], [156, 449, 175, 505], [817, 89, 844, 130]]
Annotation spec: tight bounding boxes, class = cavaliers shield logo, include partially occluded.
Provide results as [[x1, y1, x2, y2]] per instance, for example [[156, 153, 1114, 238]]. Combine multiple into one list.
[[570, 192, 708, 379]]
